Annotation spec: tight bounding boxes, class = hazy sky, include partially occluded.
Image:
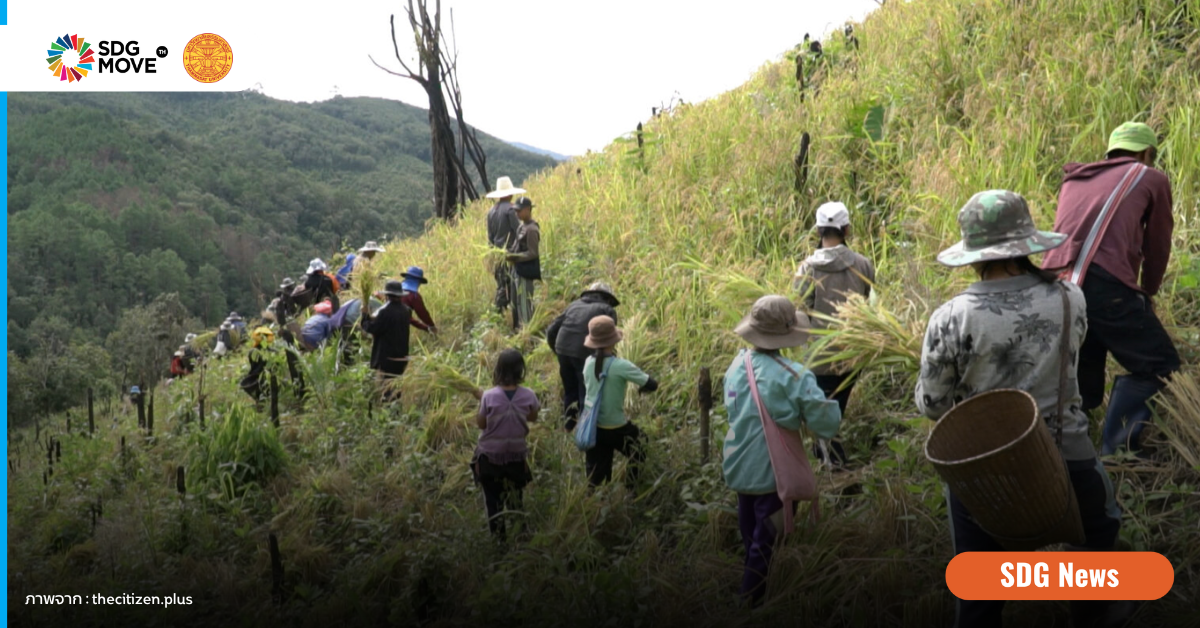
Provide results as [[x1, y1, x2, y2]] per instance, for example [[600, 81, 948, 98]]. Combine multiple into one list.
[[5, 0, 879, 157], [258, 0, 880, 157]]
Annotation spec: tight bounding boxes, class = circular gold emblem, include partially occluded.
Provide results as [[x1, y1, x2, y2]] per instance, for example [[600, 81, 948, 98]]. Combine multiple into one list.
[[183, 33, 233, 83]]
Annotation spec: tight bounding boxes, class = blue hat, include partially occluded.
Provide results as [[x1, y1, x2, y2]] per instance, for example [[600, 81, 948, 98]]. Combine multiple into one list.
[[130, 386, 141, 395], [401, 266, 428, 284]]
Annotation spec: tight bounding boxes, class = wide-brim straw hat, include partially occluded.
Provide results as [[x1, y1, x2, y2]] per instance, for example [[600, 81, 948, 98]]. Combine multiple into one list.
[[358, 241, 385, 254], [485, 176, 526, 199], [584, 315, 623, 349], [937, 190, 1066, 267], [734, 295, 812, 350]]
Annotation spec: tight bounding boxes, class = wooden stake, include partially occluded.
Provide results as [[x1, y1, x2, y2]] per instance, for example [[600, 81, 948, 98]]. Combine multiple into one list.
[[88, 388, 95, 436], [270, 373, 280, 428], [269, 532, 284, 604], [136, 392, 146, 429], [176, 465, 186, 495], [198, 396, 206, 429], [794, 132, 811, 194], [699, 367, 713, 465]]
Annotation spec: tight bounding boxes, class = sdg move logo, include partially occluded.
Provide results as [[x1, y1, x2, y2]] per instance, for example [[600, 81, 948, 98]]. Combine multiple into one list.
[[47, 34, 168, 83], [47, 34, 94, 82]]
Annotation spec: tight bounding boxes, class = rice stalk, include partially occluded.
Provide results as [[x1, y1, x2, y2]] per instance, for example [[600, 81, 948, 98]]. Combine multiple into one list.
[[1155, 367, 1200, 469], [803, 294, 926, 381]]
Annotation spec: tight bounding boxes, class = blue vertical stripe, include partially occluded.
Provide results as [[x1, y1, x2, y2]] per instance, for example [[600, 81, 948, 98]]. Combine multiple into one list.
[[1, 0, 7, 25], [1, 90, 9, 622]]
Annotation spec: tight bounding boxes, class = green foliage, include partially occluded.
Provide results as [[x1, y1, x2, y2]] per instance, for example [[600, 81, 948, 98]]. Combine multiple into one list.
[[7, 92, 556, 422], [8, 1, 1200, 626], [187, 403, 288, 500]]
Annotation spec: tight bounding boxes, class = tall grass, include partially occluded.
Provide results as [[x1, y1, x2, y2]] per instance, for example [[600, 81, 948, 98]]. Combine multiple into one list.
[[9, 0, 1200, 626]]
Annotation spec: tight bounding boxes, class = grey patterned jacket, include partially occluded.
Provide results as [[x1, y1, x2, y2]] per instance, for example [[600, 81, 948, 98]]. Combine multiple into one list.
[[915, 274, 1096, 461]]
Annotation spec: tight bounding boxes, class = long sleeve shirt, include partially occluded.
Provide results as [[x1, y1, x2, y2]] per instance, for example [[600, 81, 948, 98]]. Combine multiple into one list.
[[1041, 157, 1174, 296], [508, 221, 541, 261], [360, 300, 412, 375], [401, 291, 435, 330], [486, 201, 520, 250], [722, 349, 841, 494], [914, 274, 1095, 461]]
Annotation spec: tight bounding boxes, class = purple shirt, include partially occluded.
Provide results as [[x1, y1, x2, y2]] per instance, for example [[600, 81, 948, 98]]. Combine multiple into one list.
[[475, 386, 540, 464]]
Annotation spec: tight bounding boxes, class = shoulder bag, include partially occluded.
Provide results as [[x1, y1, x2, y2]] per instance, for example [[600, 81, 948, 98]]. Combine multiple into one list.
[[574, 357, 613, 451], [743, 351, 820, 534]]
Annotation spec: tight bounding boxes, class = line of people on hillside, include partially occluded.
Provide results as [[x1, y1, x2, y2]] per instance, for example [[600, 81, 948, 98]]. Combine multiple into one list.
[[465, 123, 1178, 628], [163, 122, 1177, 626], [168, 236, 441, 410]]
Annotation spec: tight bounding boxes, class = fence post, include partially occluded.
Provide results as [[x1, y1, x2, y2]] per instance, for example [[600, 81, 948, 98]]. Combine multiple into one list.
[[270, 373, 280, 428], [794, 132, 811, 194], [88, 388, 95, 436], [136, 391, 146, 430], [269, 532, 284, 604], [699, 367, 712, 465]]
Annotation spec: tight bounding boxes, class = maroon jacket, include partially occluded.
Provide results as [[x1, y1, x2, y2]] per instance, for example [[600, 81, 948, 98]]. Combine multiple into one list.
[[1042, 157, 1174, 296], [401, 291, 436, 331]]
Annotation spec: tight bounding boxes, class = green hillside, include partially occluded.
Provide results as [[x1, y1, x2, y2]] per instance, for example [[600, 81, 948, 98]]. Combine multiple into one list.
[[6, 92, 555, 417], [8, 1, 1200, 626]]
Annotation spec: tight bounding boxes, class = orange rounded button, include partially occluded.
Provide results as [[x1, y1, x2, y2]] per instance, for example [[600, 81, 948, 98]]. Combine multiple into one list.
[[946, 552, 1173, 600]]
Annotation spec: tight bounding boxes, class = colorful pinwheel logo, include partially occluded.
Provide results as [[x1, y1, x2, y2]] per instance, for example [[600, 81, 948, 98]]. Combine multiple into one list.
[[47, 34, 94, 83]]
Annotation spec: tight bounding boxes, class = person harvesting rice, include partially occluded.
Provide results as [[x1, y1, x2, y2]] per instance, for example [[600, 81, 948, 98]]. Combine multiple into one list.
[[579, 315, 659, 488], [793, 201, 875, 468], [468, 348, 540, 541], [916, 190, 1123, 628], [722, 295, 840, 606]]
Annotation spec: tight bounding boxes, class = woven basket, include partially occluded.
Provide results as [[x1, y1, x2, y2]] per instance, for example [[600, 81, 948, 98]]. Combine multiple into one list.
[[925, 389, 1085, 551]]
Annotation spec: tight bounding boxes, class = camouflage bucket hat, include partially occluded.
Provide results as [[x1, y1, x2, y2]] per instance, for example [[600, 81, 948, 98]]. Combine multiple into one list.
[[936, 190, 1067, 267]]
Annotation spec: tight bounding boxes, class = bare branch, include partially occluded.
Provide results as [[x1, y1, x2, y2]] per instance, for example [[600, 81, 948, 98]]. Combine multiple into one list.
[[384, 14, 424, 83], [370, 54, 424, 84]]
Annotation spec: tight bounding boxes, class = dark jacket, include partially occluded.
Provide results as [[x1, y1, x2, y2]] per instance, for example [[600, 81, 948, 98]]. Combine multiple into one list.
[[304, 272, 341, 313], [486, 200, 520, 250], [1042, 156, 1174, 296], [240, 349, 269, 400], [547, 294, 618, 359], [361, 299, 412, 375]]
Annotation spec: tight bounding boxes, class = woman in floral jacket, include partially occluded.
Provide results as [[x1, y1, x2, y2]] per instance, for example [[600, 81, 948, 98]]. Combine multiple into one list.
[[916, 190, 1124, 628]]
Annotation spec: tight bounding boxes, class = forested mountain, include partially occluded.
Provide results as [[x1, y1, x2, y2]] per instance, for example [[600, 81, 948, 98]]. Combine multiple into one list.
[[6, 92, 555, 415]]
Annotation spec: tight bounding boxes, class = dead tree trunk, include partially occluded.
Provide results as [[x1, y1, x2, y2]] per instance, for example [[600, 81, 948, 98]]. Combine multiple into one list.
[[372, 1, 487, 220]]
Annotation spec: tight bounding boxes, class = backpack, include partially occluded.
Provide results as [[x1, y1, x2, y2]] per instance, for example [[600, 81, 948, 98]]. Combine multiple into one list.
[[323, 271, 342, 294]]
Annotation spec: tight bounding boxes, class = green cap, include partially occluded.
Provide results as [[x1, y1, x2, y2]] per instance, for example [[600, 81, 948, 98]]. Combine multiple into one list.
[[937, 190, 1066, 267], [1107, 122, 1157, 154]]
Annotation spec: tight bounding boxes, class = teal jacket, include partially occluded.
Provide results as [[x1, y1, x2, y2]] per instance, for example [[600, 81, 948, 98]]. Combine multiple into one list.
[[721, 349, 841, 494]]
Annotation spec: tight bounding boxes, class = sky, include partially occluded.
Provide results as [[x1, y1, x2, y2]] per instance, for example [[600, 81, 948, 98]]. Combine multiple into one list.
[[2, 0, 880, 157], [248, 0, 881, 157]]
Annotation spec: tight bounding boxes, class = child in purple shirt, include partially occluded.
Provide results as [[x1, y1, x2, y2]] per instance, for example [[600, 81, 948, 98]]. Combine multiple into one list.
[[470, 349, 540, 540]]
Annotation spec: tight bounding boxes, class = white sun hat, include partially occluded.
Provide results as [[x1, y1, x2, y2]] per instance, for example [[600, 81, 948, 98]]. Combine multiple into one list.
[[485, 176, 527, 199]]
